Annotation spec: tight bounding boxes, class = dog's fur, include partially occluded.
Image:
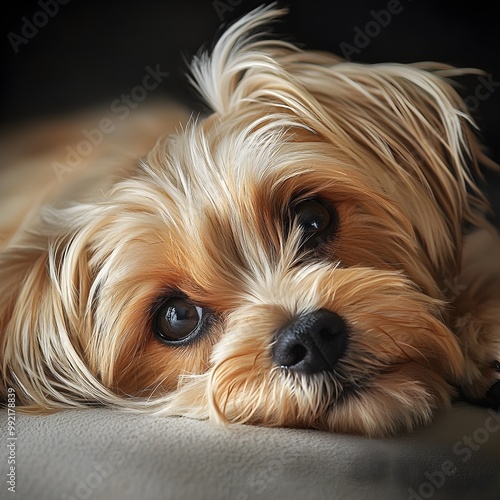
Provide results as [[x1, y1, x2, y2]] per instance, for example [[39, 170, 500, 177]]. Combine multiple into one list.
[[1, 6, 500, 436]]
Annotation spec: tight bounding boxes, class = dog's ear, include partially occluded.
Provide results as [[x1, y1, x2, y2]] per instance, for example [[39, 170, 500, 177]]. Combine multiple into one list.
[[289, 58, 495, 276], [0, 104, 182, 411], [192, 5, 493, 280], [0, 208, 113, 411], [189, 5, 300, 115]]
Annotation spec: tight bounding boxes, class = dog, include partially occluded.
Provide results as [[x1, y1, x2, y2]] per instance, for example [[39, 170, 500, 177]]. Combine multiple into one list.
[[1, 6, 499, 437]]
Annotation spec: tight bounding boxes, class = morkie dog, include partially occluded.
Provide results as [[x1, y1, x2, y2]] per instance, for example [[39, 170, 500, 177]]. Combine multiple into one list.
[[1, 6, 499, 436]]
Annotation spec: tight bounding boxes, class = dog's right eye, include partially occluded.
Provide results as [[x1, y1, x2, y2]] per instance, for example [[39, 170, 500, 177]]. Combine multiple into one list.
[[291, 198, 338, 250], [295, 199, 331, 234], [153, 297, 205, 344]]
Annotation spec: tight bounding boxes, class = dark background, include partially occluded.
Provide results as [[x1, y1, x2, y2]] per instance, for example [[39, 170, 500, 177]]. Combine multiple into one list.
[[1, 0, 499, 219]]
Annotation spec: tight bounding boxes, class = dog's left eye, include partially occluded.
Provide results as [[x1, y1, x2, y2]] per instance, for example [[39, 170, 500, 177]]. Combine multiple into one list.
[[153, 297, 204, 344], [292, 198, 337, 249]]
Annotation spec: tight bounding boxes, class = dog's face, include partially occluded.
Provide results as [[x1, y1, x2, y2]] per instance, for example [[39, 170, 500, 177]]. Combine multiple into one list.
[[0, 8, 490, 436]]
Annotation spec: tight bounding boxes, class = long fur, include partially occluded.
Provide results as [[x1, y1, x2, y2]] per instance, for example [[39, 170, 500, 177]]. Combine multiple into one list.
[[1, 6, 499, 436]]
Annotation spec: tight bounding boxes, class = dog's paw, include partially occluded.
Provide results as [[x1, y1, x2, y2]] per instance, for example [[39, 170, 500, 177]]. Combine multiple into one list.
[[454, 303, 500, 409], [455, 229, 500, 410]]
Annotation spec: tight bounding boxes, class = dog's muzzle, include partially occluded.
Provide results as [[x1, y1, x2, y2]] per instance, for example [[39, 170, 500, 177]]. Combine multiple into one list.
[[272, 309, 348, 374]]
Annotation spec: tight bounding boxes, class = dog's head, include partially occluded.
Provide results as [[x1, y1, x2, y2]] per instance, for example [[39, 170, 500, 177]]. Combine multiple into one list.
[[0, 7, 492, 436]]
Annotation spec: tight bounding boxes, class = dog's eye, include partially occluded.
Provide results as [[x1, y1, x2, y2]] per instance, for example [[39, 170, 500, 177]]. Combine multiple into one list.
[[292, 198, 337, 249], [295, 199, 330, 233], [153, 297, 204, 344]]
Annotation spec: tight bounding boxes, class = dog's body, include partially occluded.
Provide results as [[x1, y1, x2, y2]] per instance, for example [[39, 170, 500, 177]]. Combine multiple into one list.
[[1, 7, 499, 436]]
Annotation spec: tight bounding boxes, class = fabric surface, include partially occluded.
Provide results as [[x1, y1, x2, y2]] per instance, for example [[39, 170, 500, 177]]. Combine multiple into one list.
[[0, 403, 499, 500]]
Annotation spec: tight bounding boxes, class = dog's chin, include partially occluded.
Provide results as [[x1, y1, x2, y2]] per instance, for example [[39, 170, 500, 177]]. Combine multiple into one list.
[[209, 366, 453, 437], [162, 358, 456, 437]]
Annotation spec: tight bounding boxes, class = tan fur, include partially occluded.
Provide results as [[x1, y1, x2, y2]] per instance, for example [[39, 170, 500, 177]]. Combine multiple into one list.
[[1, 6, 499, 436]]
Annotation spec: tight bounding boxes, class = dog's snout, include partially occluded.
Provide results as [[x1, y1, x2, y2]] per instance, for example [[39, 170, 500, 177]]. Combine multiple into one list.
[[272, 309, 348, 374]]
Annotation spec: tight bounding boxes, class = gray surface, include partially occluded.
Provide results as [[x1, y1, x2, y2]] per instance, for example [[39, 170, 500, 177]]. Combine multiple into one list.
[[0, 403, 499, 500]]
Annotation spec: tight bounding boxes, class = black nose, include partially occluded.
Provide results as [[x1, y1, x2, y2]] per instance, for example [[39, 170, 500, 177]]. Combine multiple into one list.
[[271, 309, 348, 374]]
